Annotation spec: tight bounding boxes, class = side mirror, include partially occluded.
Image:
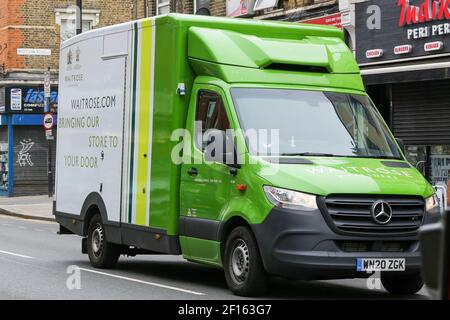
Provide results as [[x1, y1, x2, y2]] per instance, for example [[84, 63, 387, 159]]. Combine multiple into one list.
[[395, 138, 406, 155], [204, 130, 240, 168]]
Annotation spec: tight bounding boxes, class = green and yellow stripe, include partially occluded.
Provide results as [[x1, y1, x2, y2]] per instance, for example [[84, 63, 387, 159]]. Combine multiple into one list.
[[127, 20, 155, 226], [135, 20, 153, 226]]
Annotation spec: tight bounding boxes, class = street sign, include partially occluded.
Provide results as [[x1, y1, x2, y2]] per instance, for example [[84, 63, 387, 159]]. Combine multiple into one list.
[[43, 113, 54, 130], [44, 71, 51, 98], [45, 129, 54, 140], [17, 48, 51, 56]]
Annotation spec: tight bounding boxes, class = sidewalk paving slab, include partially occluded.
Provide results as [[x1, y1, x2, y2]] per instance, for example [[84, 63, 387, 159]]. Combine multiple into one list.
[[0, 195, 55, 222]]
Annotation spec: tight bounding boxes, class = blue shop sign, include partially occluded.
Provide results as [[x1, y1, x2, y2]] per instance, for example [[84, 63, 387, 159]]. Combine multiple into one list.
[[0, 86, 58, 114]]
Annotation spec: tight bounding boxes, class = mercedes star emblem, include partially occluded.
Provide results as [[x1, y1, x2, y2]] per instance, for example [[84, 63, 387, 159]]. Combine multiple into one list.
[[371, 201, 393, 225]]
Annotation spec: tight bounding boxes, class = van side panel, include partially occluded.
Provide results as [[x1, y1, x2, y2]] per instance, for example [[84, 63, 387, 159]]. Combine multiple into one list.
[[148, 22, 191, 235], [55, 32, 129, 224], [56, 18, 190, 249]]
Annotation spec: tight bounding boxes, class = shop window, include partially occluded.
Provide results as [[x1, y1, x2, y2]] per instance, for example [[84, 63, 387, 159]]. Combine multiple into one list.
[[430, 146, 450, 185], [406, 144, 450, 189], [405, 146, 427, 176]]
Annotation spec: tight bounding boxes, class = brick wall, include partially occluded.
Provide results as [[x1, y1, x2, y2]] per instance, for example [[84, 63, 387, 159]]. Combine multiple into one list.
[[210, 0, 226, 16], [135, 0, 148, 19], [0, 0, 26, 71], [0, 0, 336, 75], [174, 0, 193, 14], [1, 0, 134, 73]]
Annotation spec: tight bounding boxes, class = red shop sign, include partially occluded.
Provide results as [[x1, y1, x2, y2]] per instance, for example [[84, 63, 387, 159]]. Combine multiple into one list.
[[300, 13, 342, 29]]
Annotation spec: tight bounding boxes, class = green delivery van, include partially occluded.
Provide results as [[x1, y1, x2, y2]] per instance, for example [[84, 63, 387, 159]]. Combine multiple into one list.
[[54, 14, 441, 296]]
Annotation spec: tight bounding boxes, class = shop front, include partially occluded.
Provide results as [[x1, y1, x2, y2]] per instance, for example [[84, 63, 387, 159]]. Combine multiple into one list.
[[351, 0, 450, 201], [0, 86, 57, 197]]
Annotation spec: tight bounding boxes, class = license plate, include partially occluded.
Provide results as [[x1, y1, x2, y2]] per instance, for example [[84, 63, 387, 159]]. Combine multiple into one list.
[[356, 258, 406, 272]]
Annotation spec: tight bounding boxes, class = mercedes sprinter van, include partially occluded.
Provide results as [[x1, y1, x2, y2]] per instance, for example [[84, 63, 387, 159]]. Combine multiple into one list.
[[54, 14, 440, 296]]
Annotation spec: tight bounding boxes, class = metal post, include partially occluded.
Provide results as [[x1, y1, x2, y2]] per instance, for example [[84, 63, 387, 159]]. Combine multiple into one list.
[[76, 0, 83, 35], [48, 137, 53, 197], [7, 121, 14, 197], [44, 67, 53, 197]]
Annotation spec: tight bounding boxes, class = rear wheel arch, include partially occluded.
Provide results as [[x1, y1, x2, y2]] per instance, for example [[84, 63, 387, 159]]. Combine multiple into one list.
[[81, 193, 108, 236]]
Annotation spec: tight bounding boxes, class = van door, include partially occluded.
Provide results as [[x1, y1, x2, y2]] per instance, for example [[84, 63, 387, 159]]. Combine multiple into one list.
[[180, 85, 236, 239], [97, 56, 127, 225]]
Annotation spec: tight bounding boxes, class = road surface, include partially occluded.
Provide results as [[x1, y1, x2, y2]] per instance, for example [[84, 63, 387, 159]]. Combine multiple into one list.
[[0, 215, 431, 300]]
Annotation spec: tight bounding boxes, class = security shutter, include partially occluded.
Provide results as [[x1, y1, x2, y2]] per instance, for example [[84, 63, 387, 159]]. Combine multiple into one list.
[[13, 126, 56, 196], [0, 126, 8, 192], [392, 79, 450, 145]]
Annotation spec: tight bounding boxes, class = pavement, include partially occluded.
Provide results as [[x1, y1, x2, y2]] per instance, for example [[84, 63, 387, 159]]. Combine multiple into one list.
[[0, 214, 432, 300], [0, 195, 54, 222]]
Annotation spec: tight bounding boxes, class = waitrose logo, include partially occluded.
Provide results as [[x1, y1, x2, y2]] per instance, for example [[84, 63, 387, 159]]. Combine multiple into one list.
[[306, 166, 414, 178]]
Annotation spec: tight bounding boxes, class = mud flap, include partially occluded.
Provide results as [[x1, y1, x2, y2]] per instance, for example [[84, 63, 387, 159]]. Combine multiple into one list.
[[82, 238, 88, 254]]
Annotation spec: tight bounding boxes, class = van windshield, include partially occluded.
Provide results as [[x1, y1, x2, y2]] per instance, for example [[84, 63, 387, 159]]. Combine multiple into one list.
[[231, 88, 402, 160]]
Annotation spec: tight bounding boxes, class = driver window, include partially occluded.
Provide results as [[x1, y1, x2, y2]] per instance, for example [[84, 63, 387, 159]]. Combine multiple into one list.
[[195, 90, 230, 151]]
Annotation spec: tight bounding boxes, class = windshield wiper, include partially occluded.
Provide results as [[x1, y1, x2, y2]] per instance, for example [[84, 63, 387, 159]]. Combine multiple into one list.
[[281, 152, 336, 157]]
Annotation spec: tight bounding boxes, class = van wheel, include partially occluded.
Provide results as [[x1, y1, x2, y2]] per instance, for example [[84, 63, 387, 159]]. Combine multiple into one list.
[[87, 214, 120, 269], [381, 272, 423, 295], [223, 226, 268, 297]]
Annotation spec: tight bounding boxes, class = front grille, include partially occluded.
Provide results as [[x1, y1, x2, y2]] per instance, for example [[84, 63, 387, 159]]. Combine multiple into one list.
[[336, 241, 416, 253], [322, 195, 425, 235]]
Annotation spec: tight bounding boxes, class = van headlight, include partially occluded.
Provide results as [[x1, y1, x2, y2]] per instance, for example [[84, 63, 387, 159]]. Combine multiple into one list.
[[425, 194, 439, 212], [263, 186, 318, 211]]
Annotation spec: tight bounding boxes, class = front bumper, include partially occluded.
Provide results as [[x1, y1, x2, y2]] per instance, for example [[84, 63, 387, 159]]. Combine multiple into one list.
[[251, 206, 440, 280]]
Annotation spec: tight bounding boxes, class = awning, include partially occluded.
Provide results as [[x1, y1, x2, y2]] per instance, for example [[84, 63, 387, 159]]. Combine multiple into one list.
[[360, 58, 450, 85]]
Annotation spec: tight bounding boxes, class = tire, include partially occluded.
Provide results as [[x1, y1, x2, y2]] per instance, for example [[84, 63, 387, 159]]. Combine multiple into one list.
[[86, 214, 120, 269], [381, 272, 424, 295], [223, 226, 268, 297]]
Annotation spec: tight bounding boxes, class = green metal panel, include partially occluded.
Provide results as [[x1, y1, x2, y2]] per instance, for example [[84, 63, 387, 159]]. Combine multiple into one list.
[[149, 22, 189, 234], [179, 236, 222, 267], [188, 27, 359, 73], [189, 60, 365, 91]]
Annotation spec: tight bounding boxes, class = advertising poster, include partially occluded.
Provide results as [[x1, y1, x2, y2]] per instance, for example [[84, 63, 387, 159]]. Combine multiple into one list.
[[10, 88, 22, 111]]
